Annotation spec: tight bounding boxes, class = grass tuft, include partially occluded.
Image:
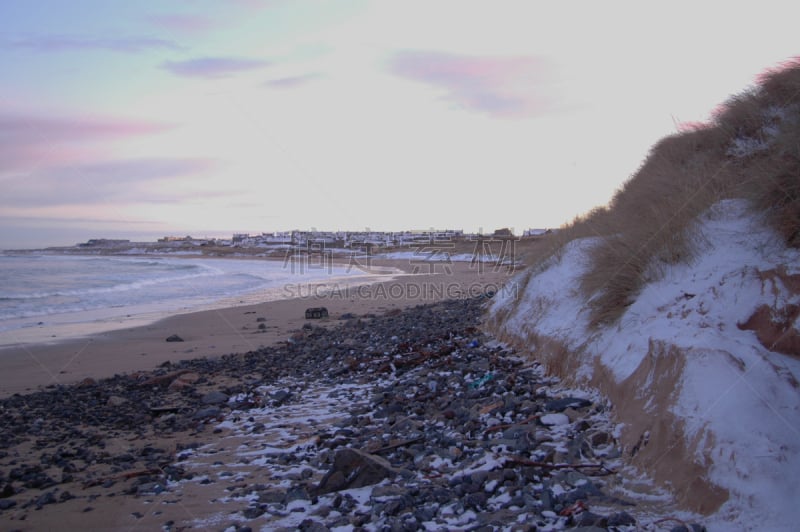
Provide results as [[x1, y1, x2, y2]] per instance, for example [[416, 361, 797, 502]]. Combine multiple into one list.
[[520, 57, 800, 327]]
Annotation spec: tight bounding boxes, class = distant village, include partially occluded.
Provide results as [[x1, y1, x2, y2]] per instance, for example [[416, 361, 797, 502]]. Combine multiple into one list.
[[77, 227, 552, 253]]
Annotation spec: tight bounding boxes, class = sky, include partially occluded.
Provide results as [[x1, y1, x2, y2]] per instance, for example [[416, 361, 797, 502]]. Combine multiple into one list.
[[0, 0, 797, 249]]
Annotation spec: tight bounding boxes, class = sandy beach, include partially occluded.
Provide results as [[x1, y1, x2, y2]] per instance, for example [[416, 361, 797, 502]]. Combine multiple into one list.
[[0, 258, 516, 398]]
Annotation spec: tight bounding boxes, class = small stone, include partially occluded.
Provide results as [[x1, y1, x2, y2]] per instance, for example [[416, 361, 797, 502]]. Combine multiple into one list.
[[106, 395, 127, 407], [242, 506, 265, 519], [284, 485, 310, 503], [201, 391, 229, 405], [168, 372, 201, 390], [270, 390, 292, 406], [540, 413, 570, 426], [35, 491, 57, 508], [165, 334, 184, 342], [193, 406, 221, 420], [0, 499, 16, 510], [544, 397, 592, 412]]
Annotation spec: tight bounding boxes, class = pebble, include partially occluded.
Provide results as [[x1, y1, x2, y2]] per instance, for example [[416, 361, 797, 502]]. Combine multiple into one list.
[[0, 297, 684, 530]]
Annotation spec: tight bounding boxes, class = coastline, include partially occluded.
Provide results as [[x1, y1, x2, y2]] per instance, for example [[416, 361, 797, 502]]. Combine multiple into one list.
[[0, 253, 394, 347], [0, 258, 515, 397]]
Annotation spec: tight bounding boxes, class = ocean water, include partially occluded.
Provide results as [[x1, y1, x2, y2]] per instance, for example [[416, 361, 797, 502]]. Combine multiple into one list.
[[0, 254, 372, 338]]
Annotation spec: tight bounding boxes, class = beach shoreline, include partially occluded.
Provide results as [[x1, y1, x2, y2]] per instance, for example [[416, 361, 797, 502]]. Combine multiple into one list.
[[0, 258, 516, 397]]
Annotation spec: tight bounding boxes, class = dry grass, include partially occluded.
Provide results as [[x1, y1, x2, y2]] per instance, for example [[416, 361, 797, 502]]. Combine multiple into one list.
[[518, 58, 800, 327], [747, 116, 800, 246]]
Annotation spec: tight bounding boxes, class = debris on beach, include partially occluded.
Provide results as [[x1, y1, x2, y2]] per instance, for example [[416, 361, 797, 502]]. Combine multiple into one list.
[[0, 298, 689, 530], [304, 307, 329, 319]]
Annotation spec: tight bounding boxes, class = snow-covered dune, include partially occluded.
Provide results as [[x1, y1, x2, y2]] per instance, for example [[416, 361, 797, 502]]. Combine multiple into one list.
[[487, 199, 800, 530]]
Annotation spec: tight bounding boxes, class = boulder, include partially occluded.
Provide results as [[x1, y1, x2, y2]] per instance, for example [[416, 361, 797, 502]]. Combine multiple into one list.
[[201, 391, 229, 405], [315, 448, 399, 495]]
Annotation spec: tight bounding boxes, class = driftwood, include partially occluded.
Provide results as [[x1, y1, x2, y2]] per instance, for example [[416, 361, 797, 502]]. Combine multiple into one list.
[[503, 455, 617, 476], [370, 436, 425, 454], [82, 467, 163, 488]]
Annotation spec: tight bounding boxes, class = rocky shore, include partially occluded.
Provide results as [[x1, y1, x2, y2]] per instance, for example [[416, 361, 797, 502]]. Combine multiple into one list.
[[0, 297, 703, 531]]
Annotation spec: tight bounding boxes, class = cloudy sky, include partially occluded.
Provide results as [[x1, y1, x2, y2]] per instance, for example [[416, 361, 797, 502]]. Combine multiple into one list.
[[0, 0, 797, 248]]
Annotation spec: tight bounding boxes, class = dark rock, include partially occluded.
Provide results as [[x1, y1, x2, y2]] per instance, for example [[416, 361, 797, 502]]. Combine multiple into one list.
[[669, 526, 707, 532], [574, 511, 604, 527], [607, 510, 636, 526], [242, 506, 265, 519], [305, 307, 329, 319], [35, 491, 57, 508], [193, 406, 221, 420], [315, 448, 399, 495], [201, 391, 229, 405], [165, 334, 184, 342], [464, 491, 488, 510], [299, 519, 329, 532], [0, 499, 16, 510], [284, 485, 310, 503], [545, 397, 592, 412], [270, 390, 292, 406]]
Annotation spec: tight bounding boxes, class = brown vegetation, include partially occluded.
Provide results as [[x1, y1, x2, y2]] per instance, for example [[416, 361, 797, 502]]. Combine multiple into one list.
[[525, 58, 800, 326]]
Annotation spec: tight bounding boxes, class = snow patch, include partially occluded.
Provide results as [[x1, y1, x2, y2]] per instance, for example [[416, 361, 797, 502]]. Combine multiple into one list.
[[489, 198, 800, 530]]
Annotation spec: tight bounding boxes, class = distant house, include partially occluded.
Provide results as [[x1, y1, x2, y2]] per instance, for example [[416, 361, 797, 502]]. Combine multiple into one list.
[[78, 239, 130, 247], [158, 235, 193, 242], [523, 228, 555, 237]]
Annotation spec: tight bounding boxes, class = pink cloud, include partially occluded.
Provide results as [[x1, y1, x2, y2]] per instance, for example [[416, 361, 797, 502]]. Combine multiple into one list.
[[162, 57, 270, 78], [0, 112, 174, 172], [146, 14, 218, 34], [388, 51, 556, 118], [2, 157, 219, 207], [4, 35, 180, 53], [263, 73, 322, 89]]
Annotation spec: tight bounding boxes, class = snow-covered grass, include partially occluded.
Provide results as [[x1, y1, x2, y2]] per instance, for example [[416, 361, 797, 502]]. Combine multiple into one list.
[[489, 198, 800, 530]]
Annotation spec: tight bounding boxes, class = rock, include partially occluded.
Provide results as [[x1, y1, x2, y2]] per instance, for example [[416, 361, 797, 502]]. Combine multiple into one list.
[[540, 413, 570, 426], [574, 511, 604, 527], [201, 391, 229, 405], [607, 511, 636, 526], [0, 297, 669, 530], [0, 499, 16, 510], [35, 490, 57, 508], [106, 395, 127, 407], [315, 448, 399, 495], [242, 506, 265, 519], [545, 397, 592, 412], [193, 406, 221, 420], [165, 334, 184, 342], [168, 372, 201, 390], [284, 485, 310, 503], [299, 519, 330, 532], [270, 390, 292, 406], [669, 525, 707, 532]]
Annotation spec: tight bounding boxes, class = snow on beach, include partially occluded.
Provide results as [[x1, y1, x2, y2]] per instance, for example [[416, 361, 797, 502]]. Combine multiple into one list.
[[489, 199, 800, 530]]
